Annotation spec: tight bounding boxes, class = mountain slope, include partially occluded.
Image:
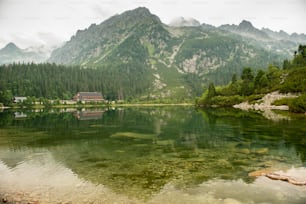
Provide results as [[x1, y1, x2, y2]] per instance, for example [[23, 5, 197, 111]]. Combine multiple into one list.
[[48, 7, 298, 100], [49, 7, 171, 66], [262, 28, 306, 44]]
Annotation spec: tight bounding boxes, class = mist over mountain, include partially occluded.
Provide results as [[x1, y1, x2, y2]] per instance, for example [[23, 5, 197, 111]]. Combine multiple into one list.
[[219, 20, 271, 41], [218, 20, 306, 56], [168, 17, 201, 27], [261, 28, 306, 44], [0, 42, 49, 64]]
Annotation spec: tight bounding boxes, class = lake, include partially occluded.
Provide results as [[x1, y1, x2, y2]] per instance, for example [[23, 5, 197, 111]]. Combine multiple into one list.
[[0, 107, 306, 204]]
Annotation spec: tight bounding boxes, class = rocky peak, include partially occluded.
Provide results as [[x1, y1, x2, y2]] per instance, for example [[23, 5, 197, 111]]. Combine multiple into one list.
[[118, 7, 161, 24], [131, 7, 151, 15], [238, 20, 254, 30]]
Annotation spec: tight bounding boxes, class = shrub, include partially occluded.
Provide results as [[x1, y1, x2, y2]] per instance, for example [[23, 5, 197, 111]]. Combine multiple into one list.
[[246, 94, 264, 104], [288, 94, 306, 113], [272, 98, 293, 106], [280, 67, 306, 93], [209, 95, 244, 107]]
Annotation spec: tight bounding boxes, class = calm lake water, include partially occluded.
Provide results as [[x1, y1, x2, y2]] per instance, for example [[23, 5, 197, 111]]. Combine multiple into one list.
[[0, 107, 306, 204]]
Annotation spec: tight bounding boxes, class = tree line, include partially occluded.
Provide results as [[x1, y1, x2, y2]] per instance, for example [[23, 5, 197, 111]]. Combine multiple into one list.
[[0, 62, 151, 105]]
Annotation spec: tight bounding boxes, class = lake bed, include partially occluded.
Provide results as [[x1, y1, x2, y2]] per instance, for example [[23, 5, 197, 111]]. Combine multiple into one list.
[[0, 107, 306, 203]]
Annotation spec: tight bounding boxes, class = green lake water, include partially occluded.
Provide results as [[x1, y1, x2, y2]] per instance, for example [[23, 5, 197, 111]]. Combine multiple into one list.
[[0, 107, 306, 203]]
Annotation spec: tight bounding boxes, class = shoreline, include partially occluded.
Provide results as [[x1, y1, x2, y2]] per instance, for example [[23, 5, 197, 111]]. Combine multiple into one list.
[[3, 103, 193, 109], [233, 91, 298, 111], [233, 91, 299, 121]]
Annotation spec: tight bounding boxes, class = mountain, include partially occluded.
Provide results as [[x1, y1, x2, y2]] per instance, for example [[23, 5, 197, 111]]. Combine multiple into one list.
[[219, 20, 271, 41], [261, 28, 306, 44], [48, 7, 302, 101], [0, 43, 48, 64], [218, 20, 303, 56], [49, 7, 169, 65], [169, 17, 201, 27]]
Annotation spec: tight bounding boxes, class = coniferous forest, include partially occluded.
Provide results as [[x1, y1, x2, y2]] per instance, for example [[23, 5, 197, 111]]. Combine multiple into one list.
[[0, 62, 151, 105]]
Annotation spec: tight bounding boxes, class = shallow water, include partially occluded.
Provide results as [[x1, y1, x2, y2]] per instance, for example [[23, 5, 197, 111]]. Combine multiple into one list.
[[0, 107, 305, 203]]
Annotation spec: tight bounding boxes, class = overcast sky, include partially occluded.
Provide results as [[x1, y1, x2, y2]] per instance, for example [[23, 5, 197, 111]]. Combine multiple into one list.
[[0, 0, 305, 49]]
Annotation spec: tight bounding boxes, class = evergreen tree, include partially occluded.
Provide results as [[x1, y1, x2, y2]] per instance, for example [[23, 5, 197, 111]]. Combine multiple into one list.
[[207, 83, 217, 99], [0, 90, 13, 106], [231, 74, 237, 84], [241, 67, 254, 96]]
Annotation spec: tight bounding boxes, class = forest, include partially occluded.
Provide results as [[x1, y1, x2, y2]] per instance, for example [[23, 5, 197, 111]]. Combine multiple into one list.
[[0, 62, 151, 106], [1, 45, 305, 109]]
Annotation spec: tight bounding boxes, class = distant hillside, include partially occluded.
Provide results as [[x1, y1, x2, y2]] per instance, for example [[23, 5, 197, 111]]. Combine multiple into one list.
[[219, 20, 305, 57], [0, 43, 48, 64], [219, 20, 271, 41]]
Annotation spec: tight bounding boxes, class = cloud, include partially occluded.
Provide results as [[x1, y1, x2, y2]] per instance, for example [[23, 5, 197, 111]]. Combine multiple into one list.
[[37, 32, 64, 47], [91, 4, 113, 19], [0, 38, 8, 49], [0, 0, 305, 48]]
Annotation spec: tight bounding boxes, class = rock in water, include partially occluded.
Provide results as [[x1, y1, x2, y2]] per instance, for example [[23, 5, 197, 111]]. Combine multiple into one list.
[[248, 168, 274, 177]]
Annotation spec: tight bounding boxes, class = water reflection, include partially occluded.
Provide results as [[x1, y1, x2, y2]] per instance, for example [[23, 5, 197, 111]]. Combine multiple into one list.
[[0, 107, 306, 203], [0, 149, 134, 204], [14, 112, 27, 119], [73, 109, 107, 120]]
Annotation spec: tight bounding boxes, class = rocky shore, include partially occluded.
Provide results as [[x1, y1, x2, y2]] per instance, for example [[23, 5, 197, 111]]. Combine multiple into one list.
[[233, 91, 298, 111], [233, 91, 298, 121], [1, 192, 40, 204]]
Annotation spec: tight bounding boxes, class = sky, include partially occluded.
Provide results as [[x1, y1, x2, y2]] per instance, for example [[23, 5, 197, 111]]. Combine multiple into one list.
[[0, 0, 305, 49]]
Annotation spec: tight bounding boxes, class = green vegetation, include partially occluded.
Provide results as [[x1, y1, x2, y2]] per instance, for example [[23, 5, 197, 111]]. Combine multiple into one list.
[[289, 94, 306, 113], [0, 62, 151, 104], [279, 67, 306, 93], [272, 94, 306, 113], [174, 29, 283, 86], [196, 45, 306, 113], [0, 90, 13, 106]]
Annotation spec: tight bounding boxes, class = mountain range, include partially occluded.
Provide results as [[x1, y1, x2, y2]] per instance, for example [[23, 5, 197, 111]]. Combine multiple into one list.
[[2, 7, 305, 100], [0, 43, 49, 64]]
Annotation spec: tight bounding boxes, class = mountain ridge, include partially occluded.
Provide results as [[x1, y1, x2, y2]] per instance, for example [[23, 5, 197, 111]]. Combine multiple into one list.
[[47, 7, 304, 100], [2, 7, 305, 101], [0, 42, 21, 53], [0, 42, 49, 64]]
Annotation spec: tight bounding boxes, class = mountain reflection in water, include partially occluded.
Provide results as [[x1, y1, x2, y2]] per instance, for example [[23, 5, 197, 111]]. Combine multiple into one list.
[[0, 107, 305, 203]]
